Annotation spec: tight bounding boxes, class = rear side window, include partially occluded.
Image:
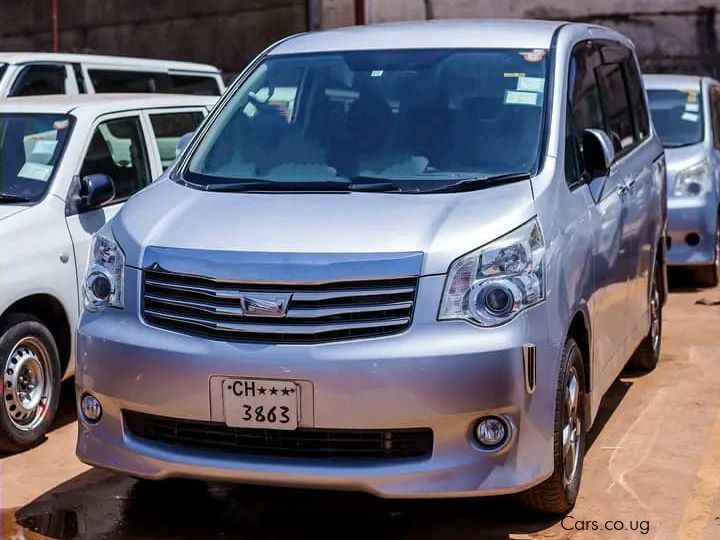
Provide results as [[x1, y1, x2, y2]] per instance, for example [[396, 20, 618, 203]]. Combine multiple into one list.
[[79, 116, 152, 204], [149, 111, 205, 169], [9, 64, 67, 96], [89, 69, 221, 96], [169, 74, 221, 96], [89, 69, 173, 93]]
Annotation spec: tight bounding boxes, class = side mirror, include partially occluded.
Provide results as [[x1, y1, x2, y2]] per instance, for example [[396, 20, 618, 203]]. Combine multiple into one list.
[[175, 132, 194, 159], [81, 174, 115, 208], [582, 129, 615, 179]]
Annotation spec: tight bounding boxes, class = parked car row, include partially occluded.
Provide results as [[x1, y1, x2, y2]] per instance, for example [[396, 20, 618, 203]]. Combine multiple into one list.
[[0, 20, 716, 516]]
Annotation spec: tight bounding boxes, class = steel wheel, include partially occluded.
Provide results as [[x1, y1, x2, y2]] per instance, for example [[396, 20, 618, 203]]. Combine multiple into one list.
[[562, 365, 582, 488], [3, 337, 53, 432]]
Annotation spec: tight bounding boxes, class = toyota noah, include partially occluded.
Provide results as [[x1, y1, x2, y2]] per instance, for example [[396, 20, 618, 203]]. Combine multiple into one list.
[[75, 20, 667, 514]]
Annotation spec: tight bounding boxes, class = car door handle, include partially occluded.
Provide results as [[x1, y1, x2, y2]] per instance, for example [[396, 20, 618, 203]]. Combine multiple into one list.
[[617, 183, 629, 198]]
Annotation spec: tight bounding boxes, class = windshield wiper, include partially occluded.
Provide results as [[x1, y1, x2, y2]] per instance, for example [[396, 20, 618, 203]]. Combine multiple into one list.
[[204, 180, 353, 192], [347, 182, 402, 192], [420, 172, 531, 194], [0, 193, 32, 203]]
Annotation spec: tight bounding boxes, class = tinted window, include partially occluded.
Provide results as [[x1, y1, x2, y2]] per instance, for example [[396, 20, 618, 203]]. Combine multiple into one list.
[[150, 111, 205, 169], [170, 74, 221, 96], [596, 62, 635, 151], [185, 49, 549, 192], [90, 70, 173, 93], [9, 65, 67, 97], [647, 89, 704, 148], [624, 57, 650, 140], [80, 116, 151, 203], [0, 114, 73, 201], [566, 42, 605, 185], [711, 87, 720, 149]]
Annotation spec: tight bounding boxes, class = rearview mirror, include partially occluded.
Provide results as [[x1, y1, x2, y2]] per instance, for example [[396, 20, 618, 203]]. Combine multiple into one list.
[[175, 132, 194, 159], [81, 174, 115, 208], [582, 129, 615, 179]]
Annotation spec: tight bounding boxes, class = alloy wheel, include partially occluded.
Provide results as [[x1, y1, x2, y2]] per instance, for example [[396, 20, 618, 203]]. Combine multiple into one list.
[[649, 273, 661, 353], [562, 364, 582, 487], [3, 337, 53, 431]]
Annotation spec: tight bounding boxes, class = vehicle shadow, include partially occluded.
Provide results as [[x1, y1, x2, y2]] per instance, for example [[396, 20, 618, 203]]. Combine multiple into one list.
[[11, 468, 560, 540], [9, 379, 634, 540]]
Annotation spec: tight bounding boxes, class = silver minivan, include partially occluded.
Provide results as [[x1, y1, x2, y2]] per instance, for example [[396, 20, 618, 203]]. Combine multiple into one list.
[[645, 74, 720, 285], [75, 20, 666, 514]]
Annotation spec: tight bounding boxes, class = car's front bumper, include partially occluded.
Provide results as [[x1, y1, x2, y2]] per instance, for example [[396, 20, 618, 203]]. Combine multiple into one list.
[[667, 195, 718, 266], [76, 270, 559, 498]]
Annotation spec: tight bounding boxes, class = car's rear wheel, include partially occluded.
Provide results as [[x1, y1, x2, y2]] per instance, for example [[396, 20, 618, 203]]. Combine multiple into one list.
[[0, 314, 61, 453], [627, 262, 662, 372], [695, 219, 720, 287], [517, 337, 586, 515]]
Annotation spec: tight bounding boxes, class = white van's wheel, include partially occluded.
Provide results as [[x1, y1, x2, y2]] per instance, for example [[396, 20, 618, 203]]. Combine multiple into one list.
[[0, 314, 60, 452], [517, 337, 586, 515]]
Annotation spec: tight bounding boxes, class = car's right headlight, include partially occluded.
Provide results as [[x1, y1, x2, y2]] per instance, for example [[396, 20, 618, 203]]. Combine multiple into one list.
[[438, 218, 545, 327], [674, 160, 712, 197], [83, 222, 124, 312]]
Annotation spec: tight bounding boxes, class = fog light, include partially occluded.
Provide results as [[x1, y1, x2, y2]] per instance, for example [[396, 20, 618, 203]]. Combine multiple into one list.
[[686, 233, 701, 247], [80, 394, 102, 423], [474, 416, 508, 448]]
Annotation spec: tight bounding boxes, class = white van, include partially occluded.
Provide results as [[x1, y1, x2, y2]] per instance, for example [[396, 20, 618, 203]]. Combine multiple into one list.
[[0, 53, 225, 98]]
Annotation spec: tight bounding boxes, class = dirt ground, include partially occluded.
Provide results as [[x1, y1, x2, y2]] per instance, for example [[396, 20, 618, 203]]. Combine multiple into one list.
[[2, 274, 719, 540]]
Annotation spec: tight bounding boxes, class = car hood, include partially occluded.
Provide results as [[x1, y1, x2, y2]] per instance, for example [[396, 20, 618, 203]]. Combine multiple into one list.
[[114, 178, 536, 276], [0, 204, 31, 222]]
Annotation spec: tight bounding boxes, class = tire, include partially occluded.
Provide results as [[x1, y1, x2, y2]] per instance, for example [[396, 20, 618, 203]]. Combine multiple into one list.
[[695, 222, 720, 287], [0, 314, 61, 453], [627, 262, 663, 372], [517, 337, 586, 515]]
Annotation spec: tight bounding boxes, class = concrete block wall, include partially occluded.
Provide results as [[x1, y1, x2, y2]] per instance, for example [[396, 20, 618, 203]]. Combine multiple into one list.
[[327, 0, 720, 76], [0, 0, 309, 75]]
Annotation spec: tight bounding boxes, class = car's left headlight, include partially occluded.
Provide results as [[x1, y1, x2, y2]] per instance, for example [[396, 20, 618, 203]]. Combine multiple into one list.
[[674, 160, 712, 197], [439, 218, 545, 326], [83, 222, 124, 312]]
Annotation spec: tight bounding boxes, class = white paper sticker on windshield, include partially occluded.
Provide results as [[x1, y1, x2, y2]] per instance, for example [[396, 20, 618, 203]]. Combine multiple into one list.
[[685, 103, 700, 113], [31, 139, 58, 155], [505, 90, 540, 106], [682, 112, 699, 123], [18, 162, 53, 182], [517, 77, 545, 93]]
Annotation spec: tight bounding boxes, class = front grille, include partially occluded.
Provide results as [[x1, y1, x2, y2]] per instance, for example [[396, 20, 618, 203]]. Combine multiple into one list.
[[141, 268, 418, 343], [124, 411, 433, 460]]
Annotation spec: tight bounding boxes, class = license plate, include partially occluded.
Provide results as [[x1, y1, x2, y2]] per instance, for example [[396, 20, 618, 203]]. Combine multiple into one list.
[[222, 378, 299, 430]]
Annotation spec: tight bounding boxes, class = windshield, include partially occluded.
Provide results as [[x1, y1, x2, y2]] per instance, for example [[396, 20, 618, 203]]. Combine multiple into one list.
[[647, 89, 704, 148], [183, 49, 549, 192], [0, 114, 74, 202]]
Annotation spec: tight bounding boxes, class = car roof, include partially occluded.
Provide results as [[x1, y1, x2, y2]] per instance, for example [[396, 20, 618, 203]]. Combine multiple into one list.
[[0, 93, 217, 115], [643, 74, 707, 91], [0, 52, 221, 73], [271, 19, 569, 55]]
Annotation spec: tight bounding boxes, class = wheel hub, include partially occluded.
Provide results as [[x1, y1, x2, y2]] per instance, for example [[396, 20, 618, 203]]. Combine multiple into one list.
[[562, 366, 582, 487], [3, 337, 51, 431]]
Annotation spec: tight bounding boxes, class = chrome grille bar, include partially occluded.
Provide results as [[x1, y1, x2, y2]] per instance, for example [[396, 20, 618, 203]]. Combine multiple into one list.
[[142, 268, 418, 343]]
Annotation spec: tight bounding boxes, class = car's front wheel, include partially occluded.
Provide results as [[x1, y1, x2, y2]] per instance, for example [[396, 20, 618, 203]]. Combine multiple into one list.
[[0, 314, 61, 453], [517, 337, 586, 515]]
